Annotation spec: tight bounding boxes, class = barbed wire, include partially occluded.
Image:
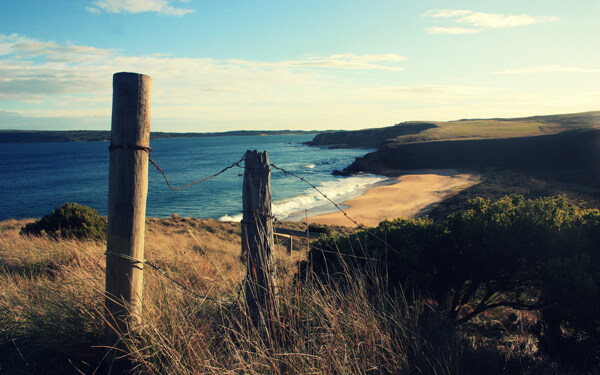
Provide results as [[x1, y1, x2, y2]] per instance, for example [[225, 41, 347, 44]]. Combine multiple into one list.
[[105, 250, 220, 302], [268, 163, 400, 255], [148, 155, 245, 191], [143, 151, 399, 283], [269, 163, 363, 228]]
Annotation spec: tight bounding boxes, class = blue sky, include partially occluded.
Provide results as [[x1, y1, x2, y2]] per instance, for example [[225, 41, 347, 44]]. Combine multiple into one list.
[[1, 0, 599, 132]]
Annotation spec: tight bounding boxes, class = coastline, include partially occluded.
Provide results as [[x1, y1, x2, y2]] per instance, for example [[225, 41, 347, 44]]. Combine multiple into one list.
[[306, 170, 481, 228]]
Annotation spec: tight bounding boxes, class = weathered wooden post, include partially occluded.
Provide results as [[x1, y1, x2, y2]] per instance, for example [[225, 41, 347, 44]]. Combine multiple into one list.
[[242, 150, 279, 327], [105, 72, 152, 345]]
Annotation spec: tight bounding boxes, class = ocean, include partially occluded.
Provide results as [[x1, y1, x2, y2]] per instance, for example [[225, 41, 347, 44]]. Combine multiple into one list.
[[0, 134, 384, 221]]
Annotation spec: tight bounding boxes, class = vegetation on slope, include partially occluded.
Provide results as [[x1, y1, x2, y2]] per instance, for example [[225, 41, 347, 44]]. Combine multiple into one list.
[[386, 111, 600, 146], [20, 202, 107, 240], [314, 111, 600, 196], [307, 122, 437, 148], [308, 195, 600, 371], [309, 111, 600, 149], [2, 196, 600, 373], [0, 217, 453, 374]]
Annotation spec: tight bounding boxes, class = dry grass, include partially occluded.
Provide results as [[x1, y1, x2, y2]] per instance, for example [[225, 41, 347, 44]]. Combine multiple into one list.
[[0, 217, 563, 374]]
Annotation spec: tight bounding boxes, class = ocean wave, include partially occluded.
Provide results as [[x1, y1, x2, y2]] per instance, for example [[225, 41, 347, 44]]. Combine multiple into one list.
[[218, 174, 385, 222], [218, 213, 243, 222]]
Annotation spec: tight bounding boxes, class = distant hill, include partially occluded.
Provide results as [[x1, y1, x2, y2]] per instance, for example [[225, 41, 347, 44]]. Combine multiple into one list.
[[309, 111, 600, 149], [307, 111, 600, 192], [0, 129, 318, 143], [306, 110, 600, 215], [307, 122, 438, 148]]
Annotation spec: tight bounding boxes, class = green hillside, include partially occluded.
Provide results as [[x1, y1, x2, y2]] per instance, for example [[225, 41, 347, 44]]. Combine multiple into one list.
[[390, 111, 600, 145], [309, 111, 600, 149]]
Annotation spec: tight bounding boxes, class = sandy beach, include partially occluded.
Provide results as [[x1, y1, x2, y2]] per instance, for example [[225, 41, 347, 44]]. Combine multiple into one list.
[[308, 170, 481, 227]]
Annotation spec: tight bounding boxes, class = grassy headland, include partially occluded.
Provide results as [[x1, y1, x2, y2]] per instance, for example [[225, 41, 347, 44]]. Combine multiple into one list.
[[308, 110, 600, 212], [308, 111, 600, 148]]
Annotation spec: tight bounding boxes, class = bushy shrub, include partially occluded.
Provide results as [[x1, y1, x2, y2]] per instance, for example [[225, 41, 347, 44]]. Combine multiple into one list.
[[306, 195, 600, 369], [20, 202, 107, 240]]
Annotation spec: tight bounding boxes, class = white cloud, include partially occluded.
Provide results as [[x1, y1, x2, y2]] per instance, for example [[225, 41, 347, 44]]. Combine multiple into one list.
[[368, 85, 495, 104], [424, 10, 474, 18], [88, 0, 195, 16], [493, 65, 600, 75], [0, 34, 114, 61], [458, 13, 560, 28], [424, 9, 560, 34], [427, 27, 481, 35], [3, 33, 596, 132], [273, 53, 407, 71], [86, 6, 101, 15], [0, 34, 412, 130]]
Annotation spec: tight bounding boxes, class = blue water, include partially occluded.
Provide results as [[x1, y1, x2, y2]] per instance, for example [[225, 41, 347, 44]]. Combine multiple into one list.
[[0, 135, 383, 221]]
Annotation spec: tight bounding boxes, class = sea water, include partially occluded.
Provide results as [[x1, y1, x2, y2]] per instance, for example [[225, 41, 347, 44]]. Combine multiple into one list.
[[0, 134, 384, 221]]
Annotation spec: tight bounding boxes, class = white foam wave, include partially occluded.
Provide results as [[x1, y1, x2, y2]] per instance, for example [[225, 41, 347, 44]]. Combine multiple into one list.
[[273, 175, 385, 219], [218, 174, 386, 223], [218, 213, 243, 222]]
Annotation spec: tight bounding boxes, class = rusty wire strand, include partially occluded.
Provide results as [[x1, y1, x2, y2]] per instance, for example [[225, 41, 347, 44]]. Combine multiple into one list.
[[148, 155, 245, 191], [270, 163, 363, 228], [142, 153, 400, 298], [105, 251, 220, 302], [269, 163, 400, 255]]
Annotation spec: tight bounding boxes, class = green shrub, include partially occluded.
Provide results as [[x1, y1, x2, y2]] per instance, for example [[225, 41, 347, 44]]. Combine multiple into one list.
[[20, 203, 107, 240], [305, 195, 600, 370]]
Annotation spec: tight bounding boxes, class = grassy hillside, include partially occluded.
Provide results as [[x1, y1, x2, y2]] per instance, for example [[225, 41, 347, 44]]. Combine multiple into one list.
[[0, 217, 455, 374], [389, 111, 600, 145], [308, 110, 600, 215], [3, 205, 598, 374], [309, 111, 600, 149]]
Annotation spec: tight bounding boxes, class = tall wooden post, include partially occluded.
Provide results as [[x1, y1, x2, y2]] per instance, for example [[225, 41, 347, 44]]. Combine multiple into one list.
[[242, 150, 278, 327], [105, 72, 152, 344]]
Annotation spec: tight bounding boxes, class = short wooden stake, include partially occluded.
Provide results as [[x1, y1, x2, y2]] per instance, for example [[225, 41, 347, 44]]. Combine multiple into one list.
[[242, 150, 278, 327], [105, 72, 152, 346]]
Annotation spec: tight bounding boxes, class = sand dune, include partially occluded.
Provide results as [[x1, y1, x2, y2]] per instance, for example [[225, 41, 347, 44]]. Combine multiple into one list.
[[308, 170, 480, 227]]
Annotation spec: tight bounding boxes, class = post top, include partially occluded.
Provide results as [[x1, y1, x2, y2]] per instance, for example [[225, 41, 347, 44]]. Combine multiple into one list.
[[113, 72, 152, 81]]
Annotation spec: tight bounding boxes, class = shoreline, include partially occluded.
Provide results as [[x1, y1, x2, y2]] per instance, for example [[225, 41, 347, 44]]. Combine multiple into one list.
[[3, 170, 480, 226], [305, 169, 481, 228]]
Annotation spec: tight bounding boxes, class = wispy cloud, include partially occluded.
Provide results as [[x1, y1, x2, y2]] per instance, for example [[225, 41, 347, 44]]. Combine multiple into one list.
[[3, 33, 595, 131], [494, 65, 600, 75], [424, 9, 560, 34], [369, 85, 495, 104], [424, 9, 474, 18], [0, 34, 414, 130], [0, 34, 407, 102], [87, 0, 195, 16], [271, 53, 407, 71], [427, 27, 481, 35], [458, 13, 560, 28]]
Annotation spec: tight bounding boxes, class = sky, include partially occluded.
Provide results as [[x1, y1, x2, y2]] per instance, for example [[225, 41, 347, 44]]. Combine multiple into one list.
[[1, 0, 599, 132]]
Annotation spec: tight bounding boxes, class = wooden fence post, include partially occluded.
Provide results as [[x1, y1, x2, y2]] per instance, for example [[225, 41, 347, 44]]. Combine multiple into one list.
[[105, 72, 152, 345], [242, 150, 279, 327]]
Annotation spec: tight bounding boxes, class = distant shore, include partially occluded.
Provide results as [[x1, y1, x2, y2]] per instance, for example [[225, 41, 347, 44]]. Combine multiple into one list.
[[307, 170, 481, 227], [0, 129, 319, 143]]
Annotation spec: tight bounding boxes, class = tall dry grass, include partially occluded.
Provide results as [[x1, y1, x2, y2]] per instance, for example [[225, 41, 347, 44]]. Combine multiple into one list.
[[0, 217, 458, 374]]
